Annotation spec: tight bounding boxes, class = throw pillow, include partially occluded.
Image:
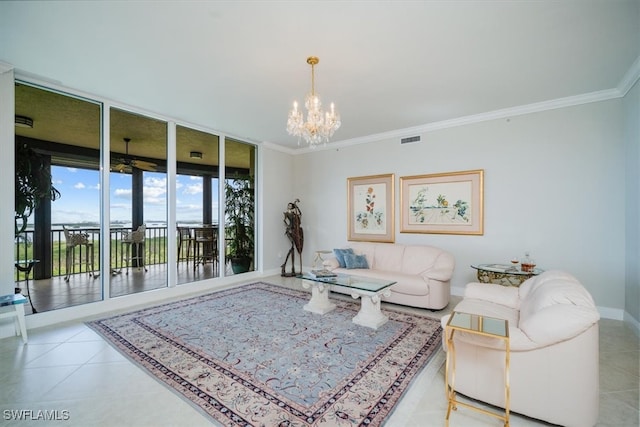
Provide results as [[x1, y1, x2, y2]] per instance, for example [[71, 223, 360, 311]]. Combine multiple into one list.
[[333, 248, 354, 268], [344, 253, 369, 269]]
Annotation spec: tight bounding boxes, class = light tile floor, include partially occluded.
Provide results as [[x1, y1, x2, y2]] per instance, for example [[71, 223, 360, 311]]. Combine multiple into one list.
[[0, 275, 638, 426]]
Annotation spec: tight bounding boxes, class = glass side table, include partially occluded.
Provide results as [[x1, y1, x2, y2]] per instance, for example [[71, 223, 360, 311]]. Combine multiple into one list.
[[445, 311, 510, 427], [471, 263, 543, 287]]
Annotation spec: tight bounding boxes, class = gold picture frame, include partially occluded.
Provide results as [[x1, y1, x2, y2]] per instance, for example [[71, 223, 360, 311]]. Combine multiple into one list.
[[347, 174, 395, 242], [400, 169, 484, 235]]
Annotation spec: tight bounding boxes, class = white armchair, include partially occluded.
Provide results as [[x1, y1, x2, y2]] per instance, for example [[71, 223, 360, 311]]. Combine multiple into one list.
[[441, 270, 600, 427]]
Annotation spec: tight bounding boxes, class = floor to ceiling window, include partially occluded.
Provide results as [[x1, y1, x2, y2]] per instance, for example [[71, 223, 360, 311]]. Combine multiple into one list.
[[14, 82, 102, 314], [109, 108, 168, 297], [225, 139, 256, 275], [175, 125, 221, 284], [12, 79, 259, 314]]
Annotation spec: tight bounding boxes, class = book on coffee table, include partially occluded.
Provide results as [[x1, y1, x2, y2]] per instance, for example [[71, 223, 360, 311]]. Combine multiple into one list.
[[308, 269, 337, 278]]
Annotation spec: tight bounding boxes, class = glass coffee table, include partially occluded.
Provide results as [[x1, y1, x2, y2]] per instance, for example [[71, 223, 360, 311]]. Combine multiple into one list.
[[300, 273, 396, 330]]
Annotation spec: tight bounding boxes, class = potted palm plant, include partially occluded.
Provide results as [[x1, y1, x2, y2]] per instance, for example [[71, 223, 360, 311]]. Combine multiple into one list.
[[15, 142, 60, 237], [225, 173, 254, 274]]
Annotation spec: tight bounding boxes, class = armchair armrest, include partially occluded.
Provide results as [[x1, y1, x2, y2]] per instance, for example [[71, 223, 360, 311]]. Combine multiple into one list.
[[519, 305, 600, 347], [464, 282, 520, 309], [423, 267, 453, 282], [323, 257, 339, 270]]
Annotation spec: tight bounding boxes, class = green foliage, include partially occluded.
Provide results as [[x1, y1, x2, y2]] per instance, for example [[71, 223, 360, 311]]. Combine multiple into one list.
[[225, 174, 255, 259], [15, 143, 61, 237]]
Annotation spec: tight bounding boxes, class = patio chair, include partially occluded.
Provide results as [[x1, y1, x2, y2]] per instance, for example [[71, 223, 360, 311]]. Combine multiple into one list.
[[193, 226, 218, 271], [121, 224, 147, 274], [62, 225, 95, 281], [177, 226, 195, 266]]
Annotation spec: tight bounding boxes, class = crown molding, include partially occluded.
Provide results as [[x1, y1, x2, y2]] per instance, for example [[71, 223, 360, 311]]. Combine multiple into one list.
[[261, 140, 296, 155], [296, 87, 624, 155], [0, 61, 14, 75], [295, 55, 640, 155], [617, 55, 640, 96]]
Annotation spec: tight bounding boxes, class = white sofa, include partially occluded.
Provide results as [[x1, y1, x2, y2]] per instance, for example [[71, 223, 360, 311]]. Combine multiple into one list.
[[324, 242, 455, 310], [441, 270, 600, 427]]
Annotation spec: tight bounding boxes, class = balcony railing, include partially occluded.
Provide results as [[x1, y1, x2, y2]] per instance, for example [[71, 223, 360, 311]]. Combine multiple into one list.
[[14, 226, 168, 281]]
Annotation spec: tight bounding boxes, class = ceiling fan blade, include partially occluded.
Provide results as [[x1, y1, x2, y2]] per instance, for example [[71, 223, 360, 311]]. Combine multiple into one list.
[[113, 163, 129, 173], [131, 160, 157, 171]]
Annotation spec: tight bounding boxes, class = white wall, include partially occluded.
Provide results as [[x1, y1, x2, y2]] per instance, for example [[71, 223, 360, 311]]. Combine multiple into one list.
[[260, 145, 296, 274], [293, 99, 627, 313], [0, 63, 15, 297], [624, 79, 640, 325]]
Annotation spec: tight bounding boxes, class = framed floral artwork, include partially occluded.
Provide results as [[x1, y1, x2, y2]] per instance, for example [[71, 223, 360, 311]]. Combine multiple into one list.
[[347, 174, 395, 242], [400, 169, 484, 235]]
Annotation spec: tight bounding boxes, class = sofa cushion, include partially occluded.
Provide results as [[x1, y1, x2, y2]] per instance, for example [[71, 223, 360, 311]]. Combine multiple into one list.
[[401, 246, 437, 275], [348, 242, 377, 269], [344, 253, 369, 269], [370, 243, 405, 272], [333, 248, 354, 268], [518, 269, 578, 301], [450, 297, 520, 327], [464, 282, 520, 309], [519, 304, 600, 347], [332, 268, 431, 296], [514, 270, 600, 346], [519, 270, 596, 322]]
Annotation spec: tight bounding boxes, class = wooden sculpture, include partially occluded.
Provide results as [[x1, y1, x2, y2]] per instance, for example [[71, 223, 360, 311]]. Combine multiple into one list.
[[281, 199, 303, 277]]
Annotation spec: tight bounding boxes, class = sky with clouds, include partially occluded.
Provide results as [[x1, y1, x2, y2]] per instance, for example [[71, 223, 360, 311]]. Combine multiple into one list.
[[49, 166, 218, 226]]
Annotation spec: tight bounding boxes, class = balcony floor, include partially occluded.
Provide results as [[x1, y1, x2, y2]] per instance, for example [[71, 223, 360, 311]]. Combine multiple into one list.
[[15, 261, 228, 315]]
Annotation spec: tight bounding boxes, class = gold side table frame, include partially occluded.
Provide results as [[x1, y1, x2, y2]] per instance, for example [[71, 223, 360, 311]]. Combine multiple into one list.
[[445, 311, 510, 427]]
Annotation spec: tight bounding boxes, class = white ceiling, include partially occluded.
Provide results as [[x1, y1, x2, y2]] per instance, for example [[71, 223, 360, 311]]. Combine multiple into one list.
[[1, 1, 639, 151]]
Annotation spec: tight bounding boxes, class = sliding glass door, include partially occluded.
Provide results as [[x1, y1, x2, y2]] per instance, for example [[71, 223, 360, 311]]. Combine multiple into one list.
[[225, 139, 256, 275], [109, 108, 168, 297], [175, 125, 220, 284], [12, 79, 259, 314], [14, 82, 102, 313]]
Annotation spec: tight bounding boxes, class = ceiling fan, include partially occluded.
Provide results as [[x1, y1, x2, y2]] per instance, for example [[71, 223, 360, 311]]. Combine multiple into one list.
[[113, 138, 157, 172]]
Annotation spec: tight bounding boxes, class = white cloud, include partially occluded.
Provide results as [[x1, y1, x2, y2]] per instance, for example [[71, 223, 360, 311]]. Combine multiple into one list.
[[144, 186, 166, 199], [114, 188, 132, 199], [144, 196, 165, 205], [184, 183, 203, 195], [74, 182, 86, 189], [145, 176, 166, 188]]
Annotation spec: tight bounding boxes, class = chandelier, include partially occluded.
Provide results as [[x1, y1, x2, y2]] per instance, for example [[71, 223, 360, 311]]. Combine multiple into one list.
[[286, 56, 341, 148]]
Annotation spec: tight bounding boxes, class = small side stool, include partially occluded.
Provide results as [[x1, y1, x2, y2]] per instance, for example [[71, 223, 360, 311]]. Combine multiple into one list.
[[0, 294, 28, 344]]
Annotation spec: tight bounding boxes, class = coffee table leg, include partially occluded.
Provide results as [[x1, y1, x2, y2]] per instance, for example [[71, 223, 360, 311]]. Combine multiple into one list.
[[351, 292, 389, 330], [302, 280, 336, 314]]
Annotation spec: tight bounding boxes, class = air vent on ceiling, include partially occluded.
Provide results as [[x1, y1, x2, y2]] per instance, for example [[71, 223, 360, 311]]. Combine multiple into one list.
[[400, 136, 421, 144]]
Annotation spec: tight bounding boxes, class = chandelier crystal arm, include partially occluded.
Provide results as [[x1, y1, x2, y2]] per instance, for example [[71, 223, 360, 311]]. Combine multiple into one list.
[[286, 56, 340, 148]]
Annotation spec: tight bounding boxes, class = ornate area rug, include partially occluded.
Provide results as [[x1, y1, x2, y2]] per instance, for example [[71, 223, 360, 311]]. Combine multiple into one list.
[[87, 282, 443, 426]]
